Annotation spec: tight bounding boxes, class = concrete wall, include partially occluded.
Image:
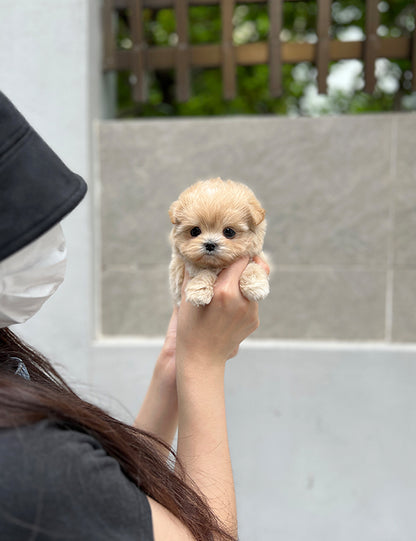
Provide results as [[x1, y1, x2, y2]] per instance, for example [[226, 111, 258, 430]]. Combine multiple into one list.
[[98, 114, 416, 342], [91, 339, 416, 541], [0, 0, 104, 384]]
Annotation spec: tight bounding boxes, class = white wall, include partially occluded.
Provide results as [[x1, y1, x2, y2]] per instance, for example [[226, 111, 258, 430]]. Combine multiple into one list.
[[91, 339, 416, 541], [0, 0, 102, 384]]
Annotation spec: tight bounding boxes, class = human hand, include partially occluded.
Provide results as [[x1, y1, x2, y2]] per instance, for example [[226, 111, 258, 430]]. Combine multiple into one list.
[[252, 254, 270, 275], [176, 257, 261, 374]]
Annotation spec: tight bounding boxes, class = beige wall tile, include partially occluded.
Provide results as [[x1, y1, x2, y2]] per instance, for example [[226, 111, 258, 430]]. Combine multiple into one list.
[[255, 269, 386, 340], [101, 265, 172, 336], [394, 115, 416, 267], [99, 115, 393, 269], [392, 269, 416, 342]]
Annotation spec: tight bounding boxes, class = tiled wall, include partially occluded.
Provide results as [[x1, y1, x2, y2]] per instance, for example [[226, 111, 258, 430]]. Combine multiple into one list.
[[98, 113, 416, 341]]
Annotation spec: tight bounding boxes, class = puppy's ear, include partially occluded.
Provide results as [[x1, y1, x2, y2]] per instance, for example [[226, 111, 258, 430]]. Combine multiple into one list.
[[248, 199, 265, 226], [169, 200, 182, 225]]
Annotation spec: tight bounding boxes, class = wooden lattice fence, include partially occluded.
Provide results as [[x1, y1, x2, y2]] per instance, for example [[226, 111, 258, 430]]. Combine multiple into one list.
[[103, 0, 416, 103]]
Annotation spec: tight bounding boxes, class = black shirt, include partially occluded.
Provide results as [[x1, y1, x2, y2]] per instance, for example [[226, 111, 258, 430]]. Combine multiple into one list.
[[0, 419, 154, 540]]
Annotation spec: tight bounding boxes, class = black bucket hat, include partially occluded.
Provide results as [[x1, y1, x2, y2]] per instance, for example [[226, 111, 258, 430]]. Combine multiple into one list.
[[0, 91, 87, 262]]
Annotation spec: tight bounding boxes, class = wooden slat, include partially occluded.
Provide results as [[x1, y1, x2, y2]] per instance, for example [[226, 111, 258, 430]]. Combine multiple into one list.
[[221, 0, 236, 100], [130, 0, 148, 102], [316, 0, 331, 94], [175, 0, 191, 101], [413, 0, 416, 91], [364, 0, 379, 93], [114, 38, 414, 72], [332, 37, 412, 61], [103, 0, 117, 70], [268, 0, 282, 97]]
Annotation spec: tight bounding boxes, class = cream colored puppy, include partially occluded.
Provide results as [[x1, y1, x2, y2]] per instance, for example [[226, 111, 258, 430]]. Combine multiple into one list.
[[169, 177, 269, 306]]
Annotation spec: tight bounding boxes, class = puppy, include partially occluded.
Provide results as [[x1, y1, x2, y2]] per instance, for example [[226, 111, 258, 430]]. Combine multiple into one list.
[[169, 177, 269, 306]]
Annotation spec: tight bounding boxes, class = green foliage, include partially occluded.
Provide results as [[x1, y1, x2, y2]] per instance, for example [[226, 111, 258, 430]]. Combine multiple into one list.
[[115, 1, 416, 117], [189, 6, 222, 43]]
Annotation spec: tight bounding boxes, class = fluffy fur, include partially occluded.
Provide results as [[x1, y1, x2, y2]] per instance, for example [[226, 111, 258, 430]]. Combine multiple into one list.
[[169, 177, 269, 306]]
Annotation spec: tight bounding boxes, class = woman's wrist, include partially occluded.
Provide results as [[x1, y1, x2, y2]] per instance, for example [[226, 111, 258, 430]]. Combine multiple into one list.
[[176, 351, 226, 383]]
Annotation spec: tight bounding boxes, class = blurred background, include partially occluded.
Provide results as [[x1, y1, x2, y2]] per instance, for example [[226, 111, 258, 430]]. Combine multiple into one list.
[[111, 0, 416, 116], [1, 1, 416, 539]]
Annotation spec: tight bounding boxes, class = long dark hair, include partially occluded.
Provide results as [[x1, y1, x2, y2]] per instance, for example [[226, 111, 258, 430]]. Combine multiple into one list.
[[0, 328, 236, 541]]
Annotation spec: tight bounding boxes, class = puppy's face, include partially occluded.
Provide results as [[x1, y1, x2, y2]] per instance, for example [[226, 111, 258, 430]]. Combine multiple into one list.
[[169, 178, 266, 269]]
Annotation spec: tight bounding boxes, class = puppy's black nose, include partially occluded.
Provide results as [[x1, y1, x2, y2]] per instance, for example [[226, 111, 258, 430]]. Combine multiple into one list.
[[204, 242, 217, 252]]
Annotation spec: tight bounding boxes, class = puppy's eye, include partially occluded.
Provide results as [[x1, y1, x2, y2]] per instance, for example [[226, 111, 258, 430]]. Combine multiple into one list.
[[223, 227, 236, 239], [190, 227, 201, 237]]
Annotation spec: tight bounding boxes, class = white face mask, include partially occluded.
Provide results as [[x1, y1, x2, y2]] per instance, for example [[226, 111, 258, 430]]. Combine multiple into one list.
[[0, 224, 67, 328]]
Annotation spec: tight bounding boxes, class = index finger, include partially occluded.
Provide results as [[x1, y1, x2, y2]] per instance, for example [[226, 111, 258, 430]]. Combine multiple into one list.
[[215, 257, 249, 290], [253, 255, 270, 276]]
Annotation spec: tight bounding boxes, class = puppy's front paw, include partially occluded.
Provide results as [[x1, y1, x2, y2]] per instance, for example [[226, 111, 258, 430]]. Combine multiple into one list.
[[185, 270, 217, 306], [240, 262, 269, 302], [185, 281, 214, 306]]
